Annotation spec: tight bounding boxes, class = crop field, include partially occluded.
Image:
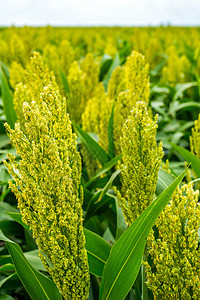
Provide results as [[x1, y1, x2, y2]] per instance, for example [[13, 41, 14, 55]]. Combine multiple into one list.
[[0, 26, 200, 300]]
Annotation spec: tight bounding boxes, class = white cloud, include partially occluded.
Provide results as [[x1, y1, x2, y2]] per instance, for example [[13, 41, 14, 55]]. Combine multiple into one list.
[[0, 0, 199, 26]]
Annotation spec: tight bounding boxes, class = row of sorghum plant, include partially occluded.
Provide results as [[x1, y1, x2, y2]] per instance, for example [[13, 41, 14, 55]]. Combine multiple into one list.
[[4, 50, 200, 299]]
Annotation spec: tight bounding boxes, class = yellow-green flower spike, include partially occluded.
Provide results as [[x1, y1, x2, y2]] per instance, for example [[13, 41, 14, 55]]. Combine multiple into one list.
[[124, 50, 150, 104], [4, 84, 90, 300], [13, 52, 58, 128], [113, 51, 150, 154], [107, 66, 125, 100], [117, 101, 163, 225], [9, 33, 27, 66], [58, 40, 75, 75], [190, 113, 200, 158], [144, 183, 200, 299], [67, 53, 100, 123], [9, 61, 26, 88], [162, 45, 191, 85], [81, 83, 112, 177]]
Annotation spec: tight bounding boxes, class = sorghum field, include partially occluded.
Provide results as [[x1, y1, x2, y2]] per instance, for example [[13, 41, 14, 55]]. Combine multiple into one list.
[[0, 26, 200, 300]]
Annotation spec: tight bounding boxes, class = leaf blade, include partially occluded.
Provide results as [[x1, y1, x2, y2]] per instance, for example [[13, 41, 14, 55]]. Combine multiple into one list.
[[84, 228, 111, 277], [99, 169, 187, 300], [73, 121, 109, 166], [0, 66, 17, 129], [0, 230, 62, 300], [170, 142, 200, 178]]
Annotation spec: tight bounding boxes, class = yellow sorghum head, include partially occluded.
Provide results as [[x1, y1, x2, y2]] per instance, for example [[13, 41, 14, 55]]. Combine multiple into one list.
[[9, 61, 26, 88], [117, 101, 163, 225], [58, 40, 75, 75], [107, 66, 126, 100], [162, 45, 191, 85], [161, 159, 171, 174], [4, 85, 90, 300], [113, 51, 150, 154], [190, 113, 200, 158], [124, 50, 150, 104], [81, 83, 112, 177], [144, 183, 200, 299], [13, 52, 58, 128], [9, 34, 27, 66], [0, 40, 9, 65], [67, 53, 100, 123], [42, 44, 60, 78], [104, 38, 117, 57]]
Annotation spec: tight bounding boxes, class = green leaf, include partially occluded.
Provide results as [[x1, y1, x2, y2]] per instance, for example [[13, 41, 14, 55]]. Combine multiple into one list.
[[0, 274, 20, 291], [0, 294, 15, 300], [24, 250, 46, 272], [0, 230, 62, 300], [84, 228, 111, 277], [0, 135, 11, 149], [85, 154, 122, 189], [97, 169, 121, 203], [156, 169, 176, 196], [172, 101, 200, 113], [0, 220, 22, 236], [103, 53, 120, 91], [99, 169, 187, 300], [115, 200, 127, 240], [73, 121, 109, 166], [0, 149, 17, 163], [0, 66, 17, 129], [86, 176, 110, 190], [0, 255, 12, 266], [170, 142, 200, 178], [0, 263, 14, 273], [84, 192, 114, 222], [99, 55, 113, 81], [1, 62, 10, 81], [59, 68, 70, 96], [173, 82, 198, 101], [4, 212, 29, 230], [0, 273, 17, 289], [0, 202, 19, 214]]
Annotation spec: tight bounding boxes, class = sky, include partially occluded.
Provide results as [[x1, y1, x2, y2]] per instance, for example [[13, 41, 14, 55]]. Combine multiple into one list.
[[0, 0, 199, 27]]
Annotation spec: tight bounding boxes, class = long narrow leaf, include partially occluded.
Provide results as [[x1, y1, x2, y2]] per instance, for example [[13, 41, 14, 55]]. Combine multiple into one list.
[[0, 230, 62, 300], [84, 228, 111, 277], [97, 169, 121, 203], [59, 68, 70, 96], [156, 169, 176, 196], [173, 82, 198, 101], [103, 53, 120, 91], [99, 55, 113, 81], [0, 294, 15, 300], [170, 142, 200, 178], [73, 121, 109, 166], [85, 154, 122, 189], [0, 67, 16, 129], [84, 192, 114, 222], [0, 273, 17, 289], [99, 169, 187, 300]]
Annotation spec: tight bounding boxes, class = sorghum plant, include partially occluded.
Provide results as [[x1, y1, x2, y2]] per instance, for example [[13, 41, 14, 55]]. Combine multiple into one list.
[[117, 101, 163, 225], [4, 84, 90, 300]]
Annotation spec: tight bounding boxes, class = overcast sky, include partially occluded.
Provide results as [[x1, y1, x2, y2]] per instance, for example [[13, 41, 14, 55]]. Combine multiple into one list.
[[0, 0, 199, 26]]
